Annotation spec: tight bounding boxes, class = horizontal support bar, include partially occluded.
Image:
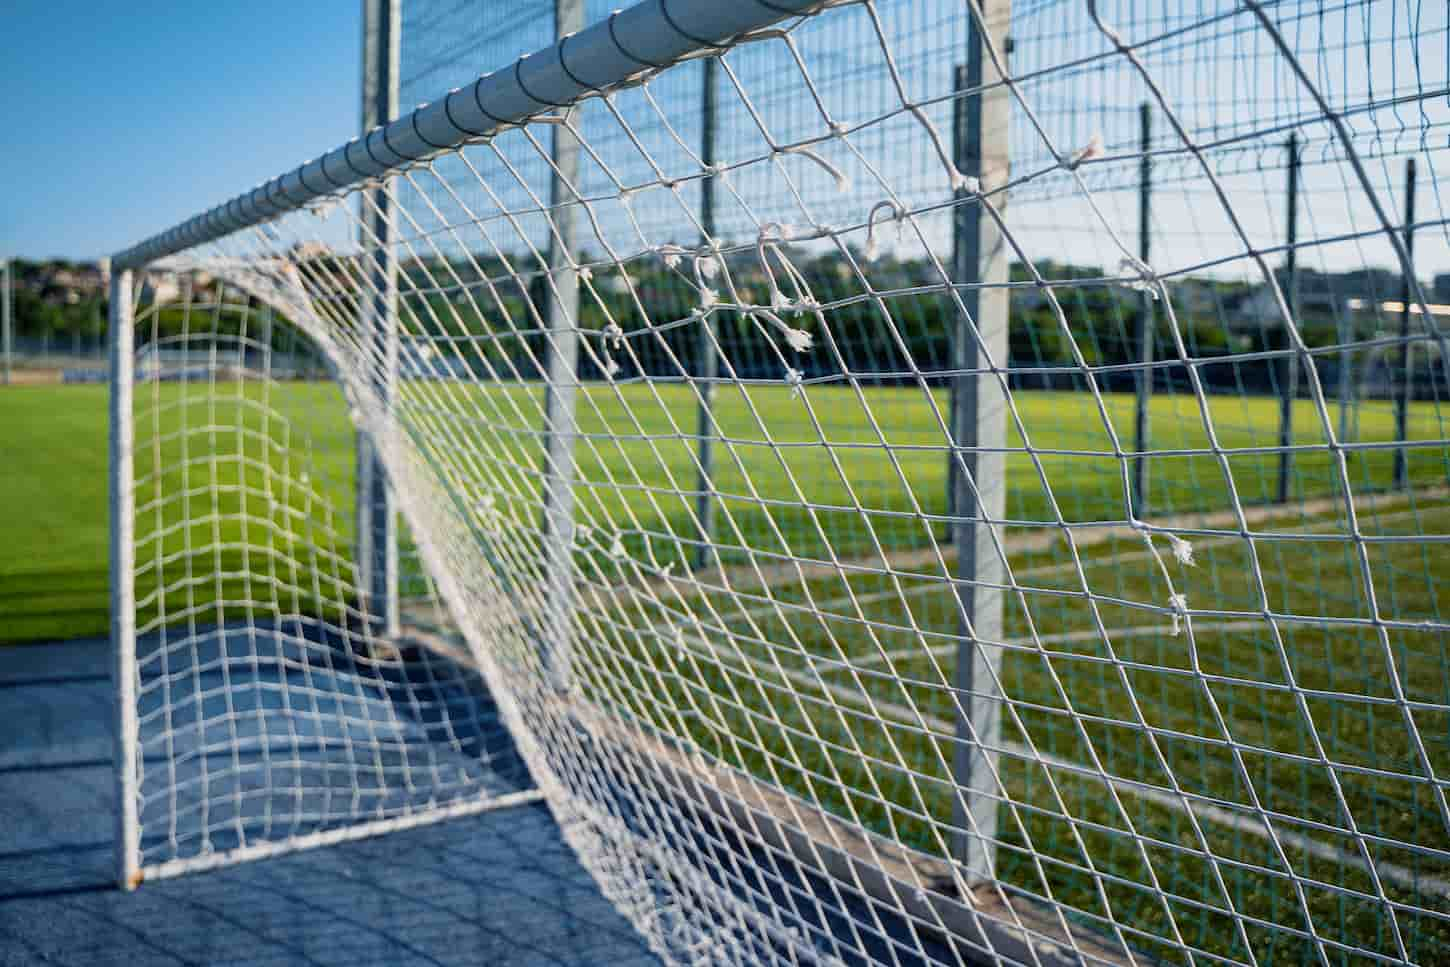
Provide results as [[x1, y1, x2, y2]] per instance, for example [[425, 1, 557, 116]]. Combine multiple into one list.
[[112, 0, 817, 272], [137, 789, 546, 883]]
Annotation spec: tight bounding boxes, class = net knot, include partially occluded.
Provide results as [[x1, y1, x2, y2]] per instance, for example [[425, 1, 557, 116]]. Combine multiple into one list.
[[950, 172, 981, 194], [1169, 593, 1190, 636], [1062, 132, 1105, 170], [784, 367, 805, 397], [1168, 534, 1196, 567], [1117, 257, 1160, 300], [694, 252, 721, 281]]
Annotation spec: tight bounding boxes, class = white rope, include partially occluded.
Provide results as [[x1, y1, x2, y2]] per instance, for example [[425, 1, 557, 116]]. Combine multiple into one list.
[[116, 1, 1450, 964]]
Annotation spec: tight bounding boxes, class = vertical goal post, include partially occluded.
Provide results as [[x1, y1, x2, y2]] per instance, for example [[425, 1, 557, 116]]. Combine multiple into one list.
[[105, 0, 829, 894], [106, 0, 1450, 965], [108, 264, 140, 889], [357, 0, 402, 639], [538, 0, 586, 692]]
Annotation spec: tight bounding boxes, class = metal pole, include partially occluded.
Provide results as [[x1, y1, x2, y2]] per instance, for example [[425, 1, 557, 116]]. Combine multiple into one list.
[[1337, 298, 1352, 450], [944, 63, 969, 540], [114, 0, 820, 272], [693, 55, 720, 572], [260, 304, 274, 373], [357, 0, 400, 637], [950, 0, 1009, 884], [2, 258, 11, 385], [96, 257, 108, 361], [109, 266, 140, 890], [1131, 101, 1152, 517], [541, 0, 585, 689], [1394, 157, 1417, 490], [1, 260, 10, 388], [1278, 133, 1300, 505]]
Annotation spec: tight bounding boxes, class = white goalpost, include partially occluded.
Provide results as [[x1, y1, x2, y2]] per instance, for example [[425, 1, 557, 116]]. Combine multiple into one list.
[[109, 0, 1450, 964]]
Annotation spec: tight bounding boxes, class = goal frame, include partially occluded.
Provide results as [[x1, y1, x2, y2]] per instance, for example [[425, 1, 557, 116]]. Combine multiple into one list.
[[107, 0, 887, 894], [102, 1, 1447, 964], [104, 0, 1026, 942]]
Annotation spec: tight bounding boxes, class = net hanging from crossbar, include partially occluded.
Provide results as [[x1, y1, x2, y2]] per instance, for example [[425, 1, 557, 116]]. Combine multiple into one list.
[[114, 0, 1450, 963]]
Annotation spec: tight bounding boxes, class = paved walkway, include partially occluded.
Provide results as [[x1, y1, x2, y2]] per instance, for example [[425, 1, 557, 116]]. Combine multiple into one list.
[[0, 637, 659, 966]]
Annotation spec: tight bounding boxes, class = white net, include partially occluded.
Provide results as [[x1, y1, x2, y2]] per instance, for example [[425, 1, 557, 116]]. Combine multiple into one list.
[[116, 0, 1450, 963], [124, 277, 538, 880]]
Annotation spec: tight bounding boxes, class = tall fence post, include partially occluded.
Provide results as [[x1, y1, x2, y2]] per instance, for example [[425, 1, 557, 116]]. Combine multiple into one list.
[[693, 54, 720, 572], [109, 265, 140, 890], [944, 64, 969, 538], [541, 0, 585, 688], [1337, 294, 1353, 449], [950, 0, 1010, 884], [1278, 134, 1300, 505], [95, 258, 108, 361], [260, 304, 274, 374], [358, 0, 401, 637], [1394, 157, 1418, 491], [1131, 101, 1152, 517], [2, 257, 11, 385], [94, 257, 110, 362]]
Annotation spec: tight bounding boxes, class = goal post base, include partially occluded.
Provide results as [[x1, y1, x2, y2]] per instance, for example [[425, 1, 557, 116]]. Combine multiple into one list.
[[136, 787, 546, 885]]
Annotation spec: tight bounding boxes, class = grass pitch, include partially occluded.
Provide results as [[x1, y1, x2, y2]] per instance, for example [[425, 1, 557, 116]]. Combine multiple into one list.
[[3, 377, 1449, 961], [3, 379, 1442, 645]]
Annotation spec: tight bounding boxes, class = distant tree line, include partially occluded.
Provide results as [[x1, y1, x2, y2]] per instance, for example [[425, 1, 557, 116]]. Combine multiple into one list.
[[5, 259, 108, 347], [10, 251, 1437, 396]]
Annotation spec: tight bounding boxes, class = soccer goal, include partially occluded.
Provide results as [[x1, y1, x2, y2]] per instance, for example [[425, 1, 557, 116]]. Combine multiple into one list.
[[109, 0, 1450, 963]]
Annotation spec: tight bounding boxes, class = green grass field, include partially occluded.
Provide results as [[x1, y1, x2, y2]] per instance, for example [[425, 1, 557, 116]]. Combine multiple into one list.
[[4, 377, 1449, 964], [584, 494, 1450, 964], [0, 383, 358, 643], [5, 379, 1444, 645]]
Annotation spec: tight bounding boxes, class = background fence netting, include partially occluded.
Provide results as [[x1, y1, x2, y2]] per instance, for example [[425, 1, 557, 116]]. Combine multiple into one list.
[[115, 0, 1450, 963]]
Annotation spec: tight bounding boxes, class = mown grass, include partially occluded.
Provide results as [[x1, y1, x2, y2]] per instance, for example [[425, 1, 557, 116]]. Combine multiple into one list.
[[0, 383, 359, 643], [572, 497, 1450, 964], [4, 377, 1449, 963], [6, 379, 1444, 644]]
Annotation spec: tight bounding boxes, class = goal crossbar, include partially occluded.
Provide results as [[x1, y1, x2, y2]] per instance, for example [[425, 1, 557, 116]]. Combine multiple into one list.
[[112, 0, 817, 272]]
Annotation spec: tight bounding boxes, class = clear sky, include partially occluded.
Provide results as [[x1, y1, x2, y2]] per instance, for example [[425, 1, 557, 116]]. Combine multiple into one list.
[[2, 0, 1441, 286], [1, 2, 360, 261]]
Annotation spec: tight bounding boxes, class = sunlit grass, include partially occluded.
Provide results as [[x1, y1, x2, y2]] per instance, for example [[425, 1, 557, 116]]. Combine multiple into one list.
[[5, 374, 1450, 961]]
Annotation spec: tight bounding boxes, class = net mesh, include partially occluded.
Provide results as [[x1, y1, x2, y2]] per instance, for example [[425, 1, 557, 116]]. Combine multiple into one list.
[[121, 0, 1450, 963], [127, 277, 537, 877]]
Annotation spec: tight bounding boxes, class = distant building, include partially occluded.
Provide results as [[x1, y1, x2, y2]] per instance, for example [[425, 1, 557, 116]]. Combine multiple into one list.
[[138, 275, 182, 306], [29, 262, 107, 306], [1234, 266, 1409, 332], [1164, 278, 1222, 316], [1233, 284, 1341, 329], [1434, 272, 1450, 302]]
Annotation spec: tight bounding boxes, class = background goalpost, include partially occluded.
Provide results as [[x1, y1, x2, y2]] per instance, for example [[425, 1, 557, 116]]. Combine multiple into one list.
[[109, 0, 1450, 964]]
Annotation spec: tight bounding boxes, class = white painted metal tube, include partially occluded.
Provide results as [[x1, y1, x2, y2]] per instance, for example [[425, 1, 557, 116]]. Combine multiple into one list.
[[112, 0, 817, 271], [109, 267, 140, 890]]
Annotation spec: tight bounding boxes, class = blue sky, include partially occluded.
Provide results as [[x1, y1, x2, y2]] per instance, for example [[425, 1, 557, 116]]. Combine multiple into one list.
[[2, 1, 1441, 284], [1, 2, 360, 260]]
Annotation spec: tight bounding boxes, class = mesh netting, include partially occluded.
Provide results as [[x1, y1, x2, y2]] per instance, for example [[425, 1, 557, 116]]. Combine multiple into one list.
[[116, 0, 1450, 963]]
